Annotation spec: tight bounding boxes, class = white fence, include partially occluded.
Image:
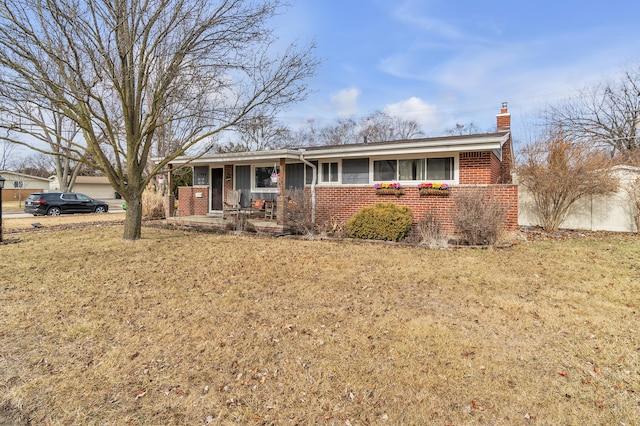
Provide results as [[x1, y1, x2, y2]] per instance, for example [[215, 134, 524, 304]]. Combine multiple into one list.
[[518, 166, 640, 233]]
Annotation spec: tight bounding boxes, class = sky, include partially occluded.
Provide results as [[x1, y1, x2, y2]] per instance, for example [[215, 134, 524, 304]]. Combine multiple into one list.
[[272, 0, 640, 141]]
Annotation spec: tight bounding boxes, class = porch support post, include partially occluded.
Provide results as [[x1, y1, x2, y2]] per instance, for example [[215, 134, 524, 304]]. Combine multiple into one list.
[[166, 163, 175, 218], [277, 157, 286, 225]]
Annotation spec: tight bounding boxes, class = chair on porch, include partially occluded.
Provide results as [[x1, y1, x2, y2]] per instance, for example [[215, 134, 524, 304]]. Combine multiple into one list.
[[222, 190, 242, 219]]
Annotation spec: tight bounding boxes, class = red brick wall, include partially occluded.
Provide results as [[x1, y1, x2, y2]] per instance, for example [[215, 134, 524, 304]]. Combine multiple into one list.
[[313, 185, 518, 234], [497, 114, 510, 129], [500, 136, 514, 184], [2, 188, 45, 201], [460, 152, 494, 184], [178, 186, 209, 216]]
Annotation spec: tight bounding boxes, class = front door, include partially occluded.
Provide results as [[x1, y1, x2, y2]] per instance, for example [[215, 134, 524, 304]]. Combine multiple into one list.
[[211, 168, 223, 211]]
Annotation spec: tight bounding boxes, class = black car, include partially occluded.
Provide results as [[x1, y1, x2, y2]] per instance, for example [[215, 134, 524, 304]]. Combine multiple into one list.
[[24, 192, 109, 216]]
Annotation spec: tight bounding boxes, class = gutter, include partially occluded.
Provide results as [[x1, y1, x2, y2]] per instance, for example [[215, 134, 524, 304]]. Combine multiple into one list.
[[298, 152, 316, 224]]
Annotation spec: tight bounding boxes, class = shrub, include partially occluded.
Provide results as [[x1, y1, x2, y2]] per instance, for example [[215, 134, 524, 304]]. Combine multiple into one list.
[[319, 216, 347, 238], [517, 130, 617, 230], [142, 190, 165, 219], [284, 189, 316, 238], [225, 214, 256, 234], [415, 211, 448, 249], [452, 189, 507, 245], [347, 202, 413, 242], [627, 175, 640, 234]]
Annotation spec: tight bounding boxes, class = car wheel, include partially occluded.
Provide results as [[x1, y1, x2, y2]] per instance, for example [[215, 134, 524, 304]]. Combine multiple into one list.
[[95, 206, 107, 213], [47, 207, 61, 216]]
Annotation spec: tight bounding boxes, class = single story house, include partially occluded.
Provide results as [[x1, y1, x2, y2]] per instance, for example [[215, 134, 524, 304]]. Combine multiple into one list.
[[166, 104, 517, 234], [49, 175, 117, 200], [0, 170, 50, 202]]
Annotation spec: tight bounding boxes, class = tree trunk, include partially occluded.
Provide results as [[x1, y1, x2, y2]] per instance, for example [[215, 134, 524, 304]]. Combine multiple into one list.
[[122, 195, 143, 241]]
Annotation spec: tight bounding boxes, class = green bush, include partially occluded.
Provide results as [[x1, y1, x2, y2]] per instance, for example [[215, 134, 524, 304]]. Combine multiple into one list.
[[347, 203, 413, 242]]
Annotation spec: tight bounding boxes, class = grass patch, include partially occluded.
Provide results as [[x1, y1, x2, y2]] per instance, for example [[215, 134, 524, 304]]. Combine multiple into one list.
[[0, 226, 639, 424], [2, 212, 126, 234]]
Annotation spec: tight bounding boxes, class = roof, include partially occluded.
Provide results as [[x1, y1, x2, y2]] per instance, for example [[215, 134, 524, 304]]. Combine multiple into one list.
[[0, 170, 51, 182], [49, 175, 111, 184], [168, 131, 511, 166], [73, 176, 110, 184]]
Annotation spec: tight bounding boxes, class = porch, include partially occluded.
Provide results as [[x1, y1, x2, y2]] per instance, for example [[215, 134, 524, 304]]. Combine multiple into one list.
[[165, 213, 287, 234]]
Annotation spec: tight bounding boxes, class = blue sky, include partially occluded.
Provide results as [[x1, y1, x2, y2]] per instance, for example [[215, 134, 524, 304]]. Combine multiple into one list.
[[273, 0, 640, 140]]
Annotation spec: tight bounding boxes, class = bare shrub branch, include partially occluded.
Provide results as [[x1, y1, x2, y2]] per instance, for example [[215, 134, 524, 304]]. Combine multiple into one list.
[[453, 189, 507, 245], [517, 130, 618, 231], [284, 188, 316, 238], [415, 212, 449, 249], [626, 175, 640, 233]]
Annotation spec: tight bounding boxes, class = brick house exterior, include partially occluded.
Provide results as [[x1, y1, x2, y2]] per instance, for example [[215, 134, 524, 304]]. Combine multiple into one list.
[[171, 104, 516, 234]]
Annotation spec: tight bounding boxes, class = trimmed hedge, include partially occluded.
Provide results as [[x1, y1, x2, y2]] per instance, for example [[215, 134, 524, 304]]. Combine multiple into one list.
[[347, 202, 413, 242]]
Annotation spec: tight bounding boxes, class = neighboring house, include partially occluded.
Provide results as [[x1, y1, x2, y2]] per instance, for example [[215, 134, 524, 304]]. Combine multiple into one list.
[[49, 175, 116, 200], [0, 170, 50, 202], [518, 165, 640, 233], [167, 104, 517, 234]]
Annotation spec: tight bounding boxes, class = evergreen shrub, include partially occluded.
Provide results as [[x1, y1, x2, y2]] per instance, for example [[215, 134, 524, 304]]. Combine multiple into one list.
[[347, 202, 413, 242]]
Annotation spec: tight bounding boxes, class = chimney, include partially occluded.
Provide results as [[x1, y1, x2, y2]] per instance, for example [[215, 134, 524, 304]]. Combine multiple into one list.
[[496, 101, 510, 131]]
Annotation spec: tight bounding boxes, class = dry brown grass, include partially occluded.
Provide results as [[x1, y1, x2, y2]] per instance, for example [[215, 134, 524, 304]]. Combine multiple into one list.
[[2, 212, 126, 234], [0, 225, 639, 425], [1, 201, 24, 213]]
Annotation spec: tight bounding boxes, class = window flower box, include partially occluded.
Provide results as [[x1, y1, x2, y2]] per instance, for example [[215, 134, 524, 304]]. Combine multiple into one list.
[[418, 182, 450, 196], [375, 182, 404, 196]]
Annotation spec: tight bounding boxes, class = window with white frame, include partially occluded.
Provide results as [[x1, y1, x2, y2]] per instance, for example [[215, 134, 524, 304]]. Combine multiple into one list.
[[321, 162, 338, 183], [253, 165, 279, 190], [373, 159, 396, 181], [342, 158, 369, 184], [373, 157, 454, 181]]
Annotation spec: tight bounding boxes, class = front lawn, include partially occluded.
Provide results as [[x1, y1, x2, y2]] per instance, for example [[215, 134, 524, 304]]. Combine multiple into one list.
[[0, 226, 638, 424]]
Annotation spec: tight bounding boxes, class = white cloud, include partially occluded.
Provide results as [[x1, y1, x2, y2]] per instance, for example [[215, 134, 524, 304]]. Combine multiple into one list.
[[330, 87, 360, 116], [383, 97, 439, 129]]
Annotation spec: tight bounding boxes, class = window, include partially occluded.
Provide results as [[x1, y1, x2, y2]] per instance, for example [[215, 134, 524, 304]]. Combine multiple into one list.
[[254, 165, 279, 189], [342, 158, 369, 184], [373, 159, 396, 181], [305, 161, 318, 184], [193, 166, 208, 185], [374, 157, 454, 181], [398, 159, 426, 180], [426, 157, 453, 180], [321, 162, 338, 183]]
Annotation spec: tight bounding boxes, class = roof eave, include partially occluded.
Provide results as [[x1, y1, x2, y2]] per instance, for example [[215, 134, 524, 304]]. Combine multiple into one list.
[[166, 132, 511, 165]]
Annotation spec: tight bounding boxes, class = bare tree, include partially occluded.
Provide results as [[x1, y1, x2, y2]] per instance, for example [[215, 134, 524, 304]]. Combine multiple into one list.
[[218, 116, 293, 152], [0, 137, 18, 170], [547, 63, 640, 158], [0, 0, 318, 240], [317, 117, 359, 145], [444, 122, 481, 136], [296, 111, 423, 146], [15, 153, 54, 178], [360, 111, 423, 143], [517, 129, 618, 230]]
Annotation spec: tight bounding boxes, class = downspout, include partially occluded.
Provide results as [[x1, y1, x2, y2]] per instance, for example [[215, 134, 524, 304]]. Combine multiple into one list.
[[299, 152, 316, 224]]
